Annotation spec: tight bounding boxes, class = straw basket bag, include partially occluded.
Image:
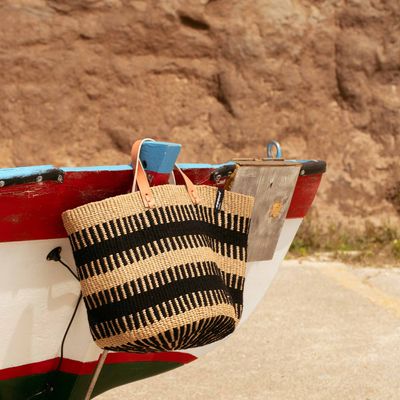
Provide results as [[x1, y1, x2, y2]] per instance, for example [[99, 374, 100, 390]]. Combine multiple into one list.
[[62, 139, 254, 352]]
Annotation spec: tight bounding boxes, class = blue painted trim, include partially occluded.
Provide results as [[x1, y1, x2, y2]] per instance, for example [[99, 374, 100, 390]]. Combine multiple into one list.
[[0, 165, 56, 180], [63, 165, 133, 173], [0, 159, 325, 181], [178, 161, 236, 169], [0, 163, 234, 182], [63, 142, 182, 174], [0, 142, 183, 181], [62, 162, 235, 173], [63, 161, 235, 174], [0, 161, 245, 180]]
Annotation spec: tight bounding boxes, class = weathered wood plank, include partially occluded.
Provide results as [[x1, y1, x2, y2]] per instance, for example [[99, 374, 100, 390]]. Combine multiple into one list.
[[231, 162, 301, 261]]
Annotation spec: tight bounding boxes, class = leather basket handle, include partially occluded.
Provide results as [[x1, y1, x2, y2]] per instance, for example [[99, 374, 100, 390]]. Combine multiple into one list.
[[131, 139, 200, 208], [174, 165, 200, 204], [131, 138, 156, 208]]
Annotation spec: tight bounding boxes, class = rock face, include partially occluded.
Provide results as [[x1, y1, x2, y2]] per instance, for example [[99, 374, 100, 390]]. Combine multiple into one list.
[[0, 0, 399, 228]]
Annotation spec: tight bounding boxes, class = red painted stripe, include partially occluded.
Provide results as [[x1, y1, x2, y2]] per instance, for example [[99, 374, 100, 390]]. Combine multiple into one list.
[[183, 168, 323, 219], [0, 352, 196, 381], [286, 174, 323, 219], [104, 352, 197, 365], [0, 358, 59, 381], [176, 168, 223, 187], [0, 166, 323, 242], [0, 170, 169, 243], [182, 168, 323, 219]]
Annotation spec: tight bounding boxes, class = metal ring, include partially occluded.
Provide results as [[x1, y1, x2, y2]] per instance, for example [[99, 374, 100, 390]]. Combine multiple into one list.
[[266, 140, 282, 159]]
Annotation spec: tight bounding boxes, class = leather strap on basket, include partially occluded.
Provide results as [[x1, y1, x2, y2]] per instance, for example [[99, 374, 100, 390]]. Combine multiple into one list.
[[131, 139, 200, 208], [131, 138, 156, 208], [174, 164, 200, 204]]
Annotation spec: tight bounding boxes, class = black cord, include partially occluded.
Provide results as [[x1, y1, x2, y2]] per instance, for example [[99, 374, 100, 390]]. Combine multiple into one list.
[[27, 249, 81, 399], [26, 294, 81, 399], [59, 259, 79, 281], [46, 247, 79, 281], [54, 293, 82, 372]]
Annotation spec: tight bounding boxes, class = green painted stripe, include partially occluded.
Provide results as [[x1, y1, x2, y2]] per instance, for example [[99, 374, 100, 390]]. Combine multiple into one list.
[[0, 361, 182, 400]]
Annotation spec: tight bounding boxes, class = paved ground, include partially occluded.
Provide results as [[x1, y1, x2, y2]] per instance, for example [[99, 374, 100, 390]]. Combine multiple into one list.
[[98, 260, 400, 400]]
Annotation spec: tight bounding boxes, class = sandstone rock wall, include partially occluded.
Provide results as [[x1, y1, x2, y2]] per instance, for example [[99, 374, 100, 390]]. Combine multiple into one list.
[[0, 0, 399, 228]]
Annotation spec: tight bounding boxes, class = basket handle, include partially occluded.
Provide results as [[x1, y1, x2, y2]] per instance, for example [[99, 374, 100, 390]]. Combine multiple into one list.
[[131, 139, 200, 208]]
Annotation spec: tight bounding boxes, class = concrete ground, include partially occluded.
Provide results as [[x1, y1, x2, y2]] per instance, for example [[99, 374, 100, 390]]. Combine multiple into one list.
[[97, 260, 400, 400]]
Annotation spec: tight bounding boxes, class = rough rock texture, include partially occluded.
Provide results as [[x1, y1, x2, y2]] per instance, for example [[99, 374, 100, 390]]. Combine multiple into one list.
[[0, 0, 399, 228]]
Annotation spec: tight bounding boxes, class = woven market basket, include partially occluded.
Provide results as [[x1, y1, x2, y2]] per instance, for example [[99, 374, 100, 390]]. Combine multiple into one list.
[[62, 139, 254, 353]]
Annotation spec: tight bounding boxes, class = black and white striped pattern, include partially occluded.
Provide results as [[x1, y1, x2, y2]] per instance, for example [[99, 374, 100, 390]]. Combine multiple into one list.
[[63, 184, 253, 352]]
